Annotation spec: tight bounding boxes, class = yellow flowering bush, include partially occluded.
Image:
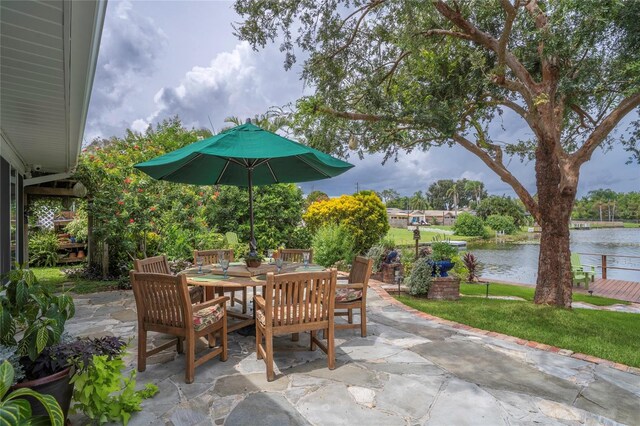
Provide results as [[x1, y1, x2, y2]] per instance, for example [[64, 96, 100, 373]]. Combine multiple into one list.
[[304, 190, 389, 253]]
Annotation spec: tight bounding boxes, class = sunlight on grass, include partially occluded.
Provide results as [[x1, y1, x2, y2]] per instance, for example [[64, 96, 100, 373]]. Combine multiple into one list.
[[397, 295, 640, 367], [32, 267, 118, 294]]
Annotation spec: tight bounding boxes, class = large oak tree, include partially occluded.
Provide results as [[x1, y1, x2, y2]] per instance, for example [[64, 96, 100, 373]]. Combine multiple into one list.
[[234, 0, 640, 307]]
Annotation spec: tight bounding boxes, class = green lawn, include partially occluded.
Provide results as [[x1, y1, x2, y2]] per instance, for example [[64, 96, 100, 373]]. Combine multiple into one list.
[[397, 295, 640, 367], [32, 267, 119, 294], [623, 222, 640, 228], [387, 227, 479, 245], [460, 282, 627, 306]]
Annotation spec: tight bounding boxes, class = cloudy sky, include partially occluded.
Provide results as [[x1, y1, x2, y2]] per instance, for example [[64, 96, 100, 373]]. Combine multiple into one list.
[[84, 0, 638, 198]]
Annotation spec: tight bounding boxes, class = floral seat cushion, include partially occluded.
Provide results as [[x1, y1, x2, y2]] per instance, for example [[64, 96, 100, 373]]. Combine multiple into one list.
[[335, 288, 363, 303], [256, 307, 319, 326], [193, 304, 224, 331]]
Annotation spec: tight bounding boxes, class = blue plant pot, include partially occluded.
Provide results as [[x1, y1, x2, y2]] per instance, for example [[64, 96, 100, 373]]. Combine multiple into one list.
[[432, 260, 455, 277]]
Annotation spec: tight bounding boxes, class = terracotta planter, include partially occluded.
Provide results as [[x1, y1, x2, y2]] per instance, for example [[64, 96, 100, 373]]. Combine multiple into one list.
[[12, 367, 74, 421], [246, 259, 262, 268]]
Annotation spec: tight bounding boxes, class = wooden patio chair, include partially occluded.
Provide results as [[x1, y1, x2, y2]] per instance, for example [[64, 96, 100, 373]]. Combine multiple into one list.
[[335, 256, 373, 337], [224, 231, 239, 245], [193, 249, 246, 313], [254, 269, 337, 381], [133, 255, 203, 304], [130, 272, 228, 384], [571, 253, 595, 287], [278, 248, 313, 264]]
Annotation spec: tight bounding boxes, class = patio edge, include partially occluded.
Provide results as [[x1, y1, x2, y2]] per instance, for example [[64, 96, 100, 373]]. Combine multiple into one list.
[[368, 279, 640, 376]]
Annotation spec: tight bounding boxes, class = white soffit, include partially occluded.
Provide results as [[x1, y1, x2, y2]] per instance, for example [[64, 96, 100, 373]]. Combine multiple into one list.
[[0, 0, 106, 174]]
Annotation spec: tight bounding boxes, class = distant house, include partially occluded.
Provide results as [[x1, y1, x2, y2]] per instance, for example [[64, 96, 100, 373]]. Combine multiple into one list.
[[408, 210, 457, 226], [386, 208, 410, 228], [386, 209, 457, 227]]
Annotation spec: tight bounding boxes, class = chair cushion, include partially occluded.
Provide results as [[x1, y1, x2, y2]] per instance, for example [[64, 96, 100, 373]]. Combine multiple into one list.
[[256, 306, 320, 326], [335, 288, 363, 303], [193, 304, 224, 331]]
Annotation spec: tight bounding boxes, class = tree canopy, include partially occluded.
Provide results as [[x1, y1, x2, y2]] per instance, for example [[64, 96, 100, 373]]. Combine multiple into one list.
[[235, 0, 640, 307]]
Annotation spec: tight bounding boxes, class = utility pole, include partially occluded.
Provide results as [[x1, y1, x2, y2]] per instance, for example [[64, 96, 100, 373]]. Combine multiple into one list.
[[356, 182, 359, 193]]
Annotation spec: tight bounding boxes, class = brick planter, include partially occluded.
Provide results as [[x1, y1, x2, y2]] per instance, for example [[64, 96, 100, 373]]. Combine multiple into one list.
[[372, 263, 403, 284], [427, 277, 460, 300]]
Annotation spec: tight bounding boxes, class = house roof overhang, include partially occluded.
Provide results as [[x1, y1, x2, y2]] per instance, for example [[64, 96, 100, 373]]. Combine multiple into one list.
[[0, 0, 107, 180]]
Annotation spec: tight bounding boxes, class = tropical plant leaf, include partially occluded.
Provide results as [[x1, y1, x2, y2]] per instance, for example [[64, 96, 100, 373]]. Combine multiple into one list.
[[6, 388, 64, 426], [0, 361, 14, 399], [36, 327, 49, 355], [0, 399, 31, 425], [15, 281, 28, 309], [0, 306, 12, 340]]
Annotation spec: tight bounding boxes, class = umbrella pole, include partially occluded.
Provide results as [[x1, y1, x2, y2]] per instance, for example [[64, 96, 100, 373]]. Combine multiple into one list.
[[248, 168, 257, 254]]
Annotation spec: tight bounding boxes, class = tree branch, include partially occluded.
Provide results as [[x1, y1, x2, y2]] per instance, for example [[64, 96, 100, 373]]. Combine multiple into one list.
[[433, 1, 539, 92], [328, 0, 385, 59], [316, 106, 414, 124], [573, 92, 640, 166], [453, 133, 539, 220], [418, 29, 472, 40], [496, 0, 518, 84]]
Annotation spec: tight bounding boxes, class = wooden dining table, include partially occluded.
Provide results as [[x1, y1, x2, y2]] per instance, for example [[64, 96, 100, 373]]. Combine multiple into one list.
[[180, 261, 326, 333]]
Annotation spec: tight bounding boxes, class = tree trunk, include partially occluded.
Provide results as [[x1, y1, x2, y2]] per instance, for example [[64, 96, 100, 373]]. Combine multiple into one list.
[[533, 141, 576, 308]]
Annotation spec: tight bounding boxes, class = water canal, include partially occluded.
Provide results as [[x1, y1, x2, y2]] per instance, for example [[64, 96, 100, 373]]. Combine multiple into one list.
[[468, 228, 640, 285]]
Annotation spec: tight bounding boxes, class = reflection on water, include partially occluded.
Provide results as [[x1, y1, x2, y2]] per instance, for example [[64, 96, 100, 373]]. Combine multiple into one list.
[[468, 228, 640, 285]]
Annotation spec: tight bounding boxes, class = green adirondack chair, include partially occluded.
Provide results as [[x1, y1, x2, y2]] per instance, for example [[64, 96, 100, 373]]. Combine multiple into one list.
[[224, 231, 239, 246], [571, 253, 595, 290]]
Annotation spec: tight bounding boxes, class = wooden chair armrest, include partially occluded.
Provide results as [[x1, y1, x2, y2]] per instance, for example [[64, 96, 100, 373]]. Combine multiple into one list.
[[337, 282, 365, 290], [192, 296, 229, 312], [254, 295, 266, 309]]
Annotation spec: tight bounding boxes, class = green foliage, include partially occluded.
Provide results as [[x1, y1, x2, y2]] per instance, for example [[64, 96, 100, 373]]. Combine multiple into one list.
[[312, 224, 355, 267], [28, 231, 59, 267], [305, 190, 329, 207], [0, 347, 24, 385], [365, 244, 386, 273], [485, 215, 517, 234], [430, 239, 458, 261], [207, 184, 305, 251], [0, 267, 74, 361], [572, 190, 640, 221], [74, 118, 216, 274], [286, 227, 313, 250], [462, 253, 481, 282], [64, 207, 88, 242], [304, 191, 389, 253], [405, 258, 433, 296], [0, 361, 64, 426], [476, 196, 527, 227], [453, 213, 488, 238], [70, 354, 158, 425]]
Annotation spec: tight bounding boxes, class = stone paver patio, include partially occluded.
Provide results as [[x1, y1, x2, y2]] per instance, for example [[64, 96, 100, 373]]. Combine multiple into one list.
[[65, 282, 640, 425]]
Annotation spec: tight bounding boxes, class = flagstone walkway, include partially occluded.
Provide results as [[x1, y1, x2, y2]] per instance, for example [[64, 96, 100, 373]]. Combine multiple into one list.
[[65, 282, 640, 426]]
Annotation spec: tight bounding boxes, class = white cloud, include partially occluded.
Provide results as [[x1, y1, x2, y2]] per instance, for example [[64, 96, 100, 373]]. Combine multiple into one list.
[[145, 41, 304, 131]]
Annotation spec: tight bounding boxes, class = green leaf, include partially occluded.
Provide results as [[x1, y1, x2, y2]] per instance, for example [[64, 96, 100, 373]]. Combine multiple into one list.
[[15, 281, 28, 308], [36, 327, 48, 355], [0, 361, 14, 399], [0, 399, 31, 425], [7, 389, 64, 426], [0, 307, 12, 340]]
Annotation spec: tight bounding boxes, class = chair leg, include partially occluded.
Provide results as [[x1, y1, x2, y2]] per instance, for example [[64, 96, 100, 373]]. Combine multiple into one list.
[[310, 330, 317, 351], [221, 323, 228, 362], [176, 337, 184, 354], [265, 329, 275, 382], [348, 309, 353, 324], [242, 287, 247, 314], [208, 333, 216, 348], [185, 335, 195, 384], [327, 323, 335, 370], [360, 303, 367, 338], [291, 333, 299, 342], [230, 290, 236, 307], [256, 325, 263, 360], [138, 328, 147, 372]]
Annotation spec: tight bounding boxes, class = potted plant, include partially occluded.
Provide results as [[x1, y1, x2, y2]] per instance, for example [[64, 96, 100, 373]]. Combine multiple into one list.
[[0, 267, 75, 419], [430, 238, 458, 277], [245, 251, 264, 268]]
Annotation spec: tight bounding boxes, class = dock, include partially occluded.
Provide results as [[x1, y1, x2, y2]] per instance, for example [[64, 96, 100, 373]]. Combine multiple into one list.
[[579, 278, 640, 303]]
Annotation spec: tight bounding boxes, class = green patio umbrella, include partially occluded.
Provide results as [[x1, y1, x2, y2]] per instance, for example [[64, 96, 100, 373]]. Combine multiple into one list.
[[134, 121, 354, 253]]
